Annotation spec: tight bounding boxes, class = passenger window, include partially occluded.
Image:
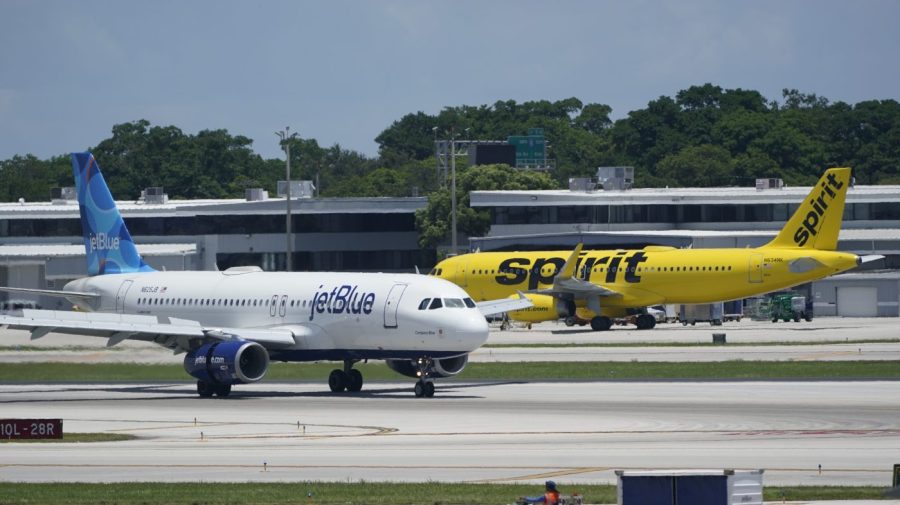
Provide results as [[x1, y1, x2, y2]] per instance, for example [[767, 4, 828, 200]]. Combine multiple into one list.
[[428, 298, 443, 310], [418, 299, 430, 310], [463, 298, 476, 308]]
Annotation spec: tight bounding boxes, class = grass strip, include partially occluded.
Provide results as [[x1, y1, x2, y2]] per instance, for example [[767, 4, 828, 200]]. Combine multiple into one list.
[[0, 433, 136, 443], [0, 361, 899, 383], [0, 482, 891, 504]]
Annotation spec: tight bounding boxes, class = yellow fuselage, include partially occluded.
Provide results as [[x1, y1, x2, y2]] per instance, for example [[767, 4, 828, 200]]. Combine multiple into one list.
[[435, 246, 859, 319]]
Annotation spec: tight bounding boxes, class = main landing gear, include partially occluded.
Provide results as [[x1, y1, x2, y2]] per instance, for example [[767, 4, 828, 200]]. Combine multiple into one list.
[[197, 380, 231, 398], [329, 359, 364, 393], [413, 357, 435, 398], [590, 316, 613, 331], [635, 313, 657, 330]]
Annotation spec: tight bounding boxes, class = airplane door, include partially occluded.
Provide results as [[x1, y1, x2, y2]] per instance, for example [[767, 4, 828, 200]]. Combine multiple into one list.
[[459, 261, 468, 288], [279, 295, 287, 317], [115, 280, 133, 313], [269, 295, 278, 317], [383, 283, 408, 328], [749, 253, 764, 283]]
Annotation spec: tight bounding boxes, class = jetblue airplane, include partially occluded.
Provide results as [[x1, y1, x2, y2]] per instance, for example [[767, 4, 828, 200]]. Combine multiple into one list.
[[0, 153, 529, 398]]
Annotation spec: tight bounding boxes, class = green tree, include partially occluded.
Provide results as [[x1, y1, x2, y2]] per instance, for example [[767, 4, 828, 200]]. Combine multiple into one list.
[[656, 144, 733, 187], [415, 164, 556, 248]]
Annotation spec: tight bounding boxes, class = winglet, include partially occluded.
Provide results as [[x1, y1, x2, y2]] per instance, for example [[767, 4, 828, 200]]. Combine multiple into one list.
[[764, 168, 851, 251], [72, 152, 155, 276], [558, 243, 584, 280]]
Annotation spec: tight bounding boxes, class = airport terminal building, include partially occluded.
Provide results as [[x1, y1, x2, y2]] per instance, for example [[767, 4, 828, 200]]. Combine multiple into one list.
[[1, 178, 898, 316], [0, 192, 432, 309]]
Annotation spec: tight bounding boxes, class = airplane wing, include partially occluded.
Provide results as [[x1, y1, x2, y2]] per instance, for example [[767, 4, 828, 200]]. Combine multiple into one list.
[[531, 243, 622, 299], [0, 309, 295, 353], [476, 291, 533, 317], [0, 286, 99, 301]]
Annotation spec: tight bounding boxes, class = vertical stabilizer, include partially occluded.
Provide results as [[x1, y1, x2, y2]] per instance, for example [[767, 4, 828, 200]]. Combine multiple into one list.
[[71, 152, 154, 275], [763, 167, 851, 251]]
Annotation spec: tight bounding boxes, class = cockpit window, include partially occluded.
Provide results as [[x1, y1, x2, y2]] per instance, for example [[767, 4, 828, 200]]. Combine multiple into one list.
[[428, 269, 436, 275], [463, 297, 476, 308], [418, 298, 430, 310], [444, 298, 465, 308], [428, 298, 443, 310]]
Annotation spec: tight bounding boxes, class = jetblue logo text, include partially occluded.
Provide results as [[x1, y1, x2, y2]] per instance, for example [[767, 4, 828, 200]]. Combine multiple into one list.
[[496, 251, 649, 289], [793, 172, 844, 247], [89, 232, 120, 252], [309, 284, 376, 321]]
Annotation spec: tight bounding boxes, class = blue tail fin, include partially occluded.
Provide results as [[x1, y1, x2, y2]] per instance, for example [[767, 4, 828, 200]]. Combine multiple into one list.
[[71, 152, 155, 276]]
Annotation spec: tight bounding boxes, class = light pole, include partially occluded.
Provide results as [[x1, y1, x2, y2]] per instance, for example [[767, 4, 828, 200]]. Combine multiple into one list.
[[450, 127, 457, 256], [276, 127, 297, 271]]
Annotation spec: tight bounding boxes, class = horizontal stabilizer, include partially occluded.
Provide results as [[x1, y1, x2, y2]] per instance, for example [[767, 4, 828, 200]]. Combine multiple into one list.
[[859, 255, 885, 264]]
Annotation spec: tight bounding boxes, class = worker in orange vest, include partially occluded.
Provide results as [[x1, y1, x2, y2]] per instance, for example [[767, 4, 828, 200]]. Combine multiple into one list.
[[521, 480, 561, 505]]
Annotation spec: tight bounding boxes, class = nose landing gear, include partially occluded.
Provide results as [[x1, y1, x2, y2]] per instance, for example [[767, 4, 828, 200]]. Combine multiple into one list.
[[413, 357, 436, 398]]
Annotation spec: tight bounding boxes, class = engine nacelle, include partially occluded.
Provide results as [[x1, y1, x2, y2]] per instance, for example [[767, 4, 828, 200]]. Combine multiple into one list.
[[386, 354, 468, 379], [184, 340, 270, 386], [508, 294, 573, 323]]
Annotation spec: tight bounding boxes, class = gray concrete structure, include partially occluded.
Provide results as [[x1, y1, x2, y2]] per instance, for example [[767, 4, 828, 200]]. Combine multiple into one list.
[[0, 195, 431, 304], [812, 272, 900, 317]]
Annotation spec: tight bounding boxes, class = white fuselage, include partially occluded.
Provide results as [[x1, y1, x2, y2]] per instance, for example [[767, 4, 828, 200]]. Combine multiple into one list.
[[65, 270, 489, 361]]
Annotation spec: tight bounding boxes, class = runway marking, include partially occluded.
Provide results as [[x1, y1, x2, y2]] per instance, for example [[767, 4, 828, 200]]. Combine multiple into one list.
[[792, 351, 860, 361], [725, 429, 900, 437], [43, 423, 900, 442], [472, 467, 612, 483]]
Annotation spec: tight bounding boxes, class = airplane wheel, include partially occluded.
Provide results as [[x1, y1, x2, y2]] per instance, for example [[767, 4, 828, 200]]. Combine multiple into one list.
[[590, 316, 612, 331], [636, 314, 656, 330], [215, 384, 232, 397], [424, 381, 435, 397], [414, 381, 425, 398], [347, 369, 363, 392], [328, 369, 348, 392], [564, 316, 577, 327], [197, 380, 215, 398]]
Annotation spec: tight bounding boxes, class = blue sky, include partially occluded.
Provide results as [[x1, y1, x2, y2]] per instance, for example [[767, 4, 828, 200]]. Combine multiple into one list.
[[1, 0, 899, 161]]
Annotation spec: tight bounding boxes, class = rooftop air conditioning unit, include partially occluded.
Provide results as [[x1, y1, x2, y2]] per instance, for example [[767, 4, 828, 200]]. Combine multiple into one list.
[[596, 166, 634, 191], [141, 187, 168, 204], [568, 177, 596, 192], [277, 180, 316, 199], [755, 178, 784, 190], [50, 186, 76, 205], [245, 188, 268, 201]]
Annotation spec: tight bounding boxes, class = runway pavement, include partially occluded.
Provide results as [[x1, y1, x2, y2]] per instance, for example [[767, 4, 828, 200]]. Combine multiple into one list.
[[2, 317, 899, 364], [1, 380, 898, 487]]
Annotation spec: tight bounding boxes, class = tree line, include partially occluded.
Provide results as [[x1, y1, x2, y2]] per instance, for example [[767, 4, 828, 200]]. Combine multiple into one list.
[[1, 84, 898, 246]]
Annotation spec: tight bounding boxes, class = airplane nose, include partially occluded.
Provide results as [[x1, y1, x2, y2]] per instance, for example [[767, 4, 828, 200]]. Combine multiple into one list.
[[456, 313, 489, 351]]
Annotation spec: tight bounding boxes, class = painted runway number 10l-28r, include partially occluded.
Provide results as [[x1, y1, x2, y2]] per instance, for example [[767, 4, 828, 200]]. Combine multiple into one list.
[[0, 419, 63, 439]]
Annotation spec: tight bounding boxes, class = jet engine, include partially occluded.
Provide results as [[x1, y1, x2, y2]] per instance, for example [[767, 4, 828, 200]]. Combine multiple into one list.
[[386, 354, 468, 378], [184, 340, 270, 386], [508, 294, 574, 323]]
